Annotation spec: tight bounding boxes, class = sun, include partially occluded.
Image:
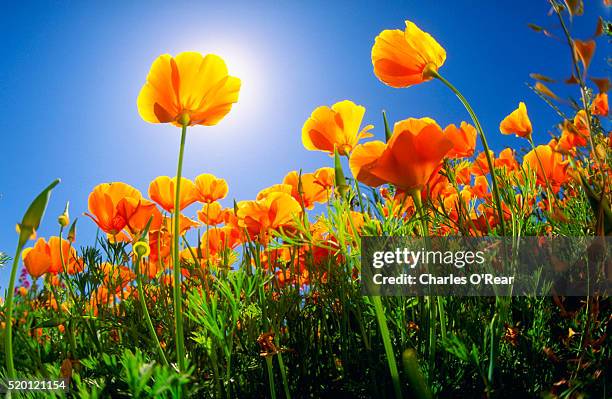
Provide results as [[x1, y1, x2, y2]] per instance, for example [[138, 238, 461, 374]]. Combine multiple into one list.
[[201, 42, 264, 125]]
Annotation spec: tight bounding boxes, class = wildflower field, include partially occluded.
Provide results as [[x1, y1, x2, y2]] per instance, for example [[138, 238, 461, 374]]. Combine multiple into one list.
[[1, 2, 610, 398]]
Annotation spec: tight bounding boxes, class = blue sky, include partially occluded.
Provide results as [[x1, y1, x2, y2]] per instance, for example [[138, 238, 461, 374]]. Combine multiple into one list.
[[0, 1, 609, 292]]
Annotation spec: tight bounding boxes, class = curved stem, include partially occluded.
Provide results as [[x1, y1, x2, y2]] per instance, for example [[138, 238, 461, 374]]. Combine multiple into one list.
[[409, 189, 437, 384], [4, 238, 26, 379], [173, 125, 188, 373], [551, 2, 605, 171], [265, 356, 277, 399], [372, 296, 403, 399], [58, 228, 102, 353], [135, 255, 169, 366], [431, 71, 506, 236]]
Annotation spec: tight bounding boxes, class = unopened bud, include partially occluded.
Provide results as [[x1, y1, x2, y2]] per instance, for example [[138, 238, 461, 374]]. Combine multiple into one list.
[[133, 241, 151, 258], [58, 202, 70, 227]]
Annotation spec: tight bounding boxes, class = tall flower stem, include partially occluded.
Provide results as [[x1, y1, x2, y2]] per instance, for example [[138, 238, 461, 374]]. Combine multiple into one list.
[[372, 295, 403, 399], [429, 70, 506, 236], [551, 1, 605, 173], [135, 254, 170, 367], [173, 124, 188, 373], [265, 356, 277, 399], [4, 239, 27, 379], [410, 189, 439, 384]]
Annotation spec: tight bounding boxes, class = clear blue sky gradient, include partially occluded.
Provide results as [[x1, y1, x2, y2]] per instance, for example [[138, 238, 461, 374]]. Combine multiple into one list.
[[1, 1, 609, 292]]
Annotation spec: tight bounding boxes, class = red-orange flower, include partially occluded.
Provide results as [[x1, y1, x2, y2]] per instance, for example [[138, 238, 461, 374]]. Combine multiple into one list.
[[469, 176, 490, 199], [100, 262, 135, 293], [22, 238, 51, 278], [194, 173, 229, 203], [22, 236, 79, 278], [349, 117, 453, 192], [302, 100, 373, 155], [118, 197, 163, 237], [282, 171, 329, 209], [523, 145, 570, 192], [372, 20, 446, 88], [444, 121, 477, 159], [557, 111, 590, 152], [470, 151, 494, 176], [500, 102, 532, 138], [148, 176, 197, 213], [494, 148, 519, 172], [200, 226, 241, 258], [591, 93, 608, 116], [313, 167, 335, 190], [256, 184, 293, 200], [197, 202, 227, 226], [137, 52, 241, 127], [86, 182, 142, 235], [237, 192, 302, 242]]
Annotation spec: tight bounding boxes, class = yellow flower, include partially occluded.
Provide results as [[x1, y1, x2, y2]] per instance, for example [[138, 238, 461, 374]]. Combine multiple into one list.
[[372, 20, 446, 88], [302, 100, 373, 155], [500, 102, 532, 139], [137, 52, 241, 127]]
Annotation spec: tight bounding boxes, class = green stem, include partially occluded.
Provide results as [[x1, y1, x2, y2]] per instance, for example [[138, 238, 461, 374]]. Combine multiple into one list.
[[58, 229, 102, 353], [277, 352, 291, 399], [265, 356, 277, 399], [135, 255, 169, 367], [372, 296, 403, 399], [55, 227, 77, 357], [432, 71, 506, 236], [173, 125, 188, 374], [551, 1, 605, 170], [4, 238, 27, 379], [409, 190, 437, 385]]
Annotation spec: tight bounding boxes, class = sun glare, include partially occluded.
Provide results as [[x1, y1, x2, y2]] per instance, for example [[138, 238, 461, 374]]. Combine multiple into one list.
[[204, 43, 263, 124]]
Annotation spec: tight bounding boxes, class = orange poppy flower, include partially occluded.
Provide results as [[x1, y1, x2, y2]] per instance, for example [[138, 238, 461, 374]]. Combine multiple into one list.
[[22, 238, 52, 278], [282, 171, 329, 209], [500, 102, 532, 138], [454, 162, 472, 185], [256, 184, 293, 200], [442, 189, 472, 222], [494, 148, 519, 172], [100, 262, 135, 293], [422, 164, 452, 202], [237, 192, 302, 242], [349, 117, 453, 192], [444, 122, 477, 159], [149, 230, 171, 265], [200, 225, 241, 258], [302, 100, 373, 156], [137, 52, 241, 127], [470, 151, 494, 176], [371, 20, 446, 88], [22, 236, 78, 278], [148, 176, 197, 213], [194, 173, 229, 203], [523, 145, 570, 192], [162, 214, 199, 237], [469, 176, 490, 199], [591, 93, 608, 116], [557, 111, 590, 152], [197, 202, 227, 226], [313, 167, 335, 190], [117, 197, 163, 237], [86, 182, 142, 235]]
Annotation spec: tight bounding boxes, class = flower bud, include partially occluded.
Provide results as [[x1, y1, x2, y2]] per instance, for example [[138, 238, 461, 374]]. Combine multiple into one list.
[[133, 241, 151, 258], [58, 202, 70, 227]]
